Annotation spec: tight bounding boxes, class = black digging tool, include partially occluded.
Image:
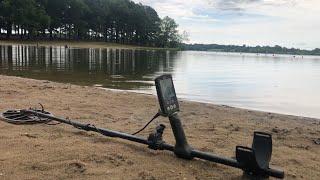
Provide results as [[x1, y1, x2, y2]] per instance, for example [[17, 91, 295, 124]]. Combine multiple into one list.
[[0, 74, 284, 179]]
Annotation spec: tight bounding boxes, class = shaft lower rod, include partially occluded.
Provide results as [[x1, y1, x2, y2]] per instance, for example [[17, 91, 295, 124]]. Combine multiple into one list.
[[23, 109, 173, 149], [191, 150, 284, 178]]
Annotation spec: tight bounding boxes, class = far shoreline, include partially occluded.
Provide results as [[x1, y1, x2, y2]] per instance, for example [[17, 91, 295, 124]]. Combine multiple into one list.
[[2, 40, 320, 58], [0, 39, 178, 51], [186, 49, 320, 58]]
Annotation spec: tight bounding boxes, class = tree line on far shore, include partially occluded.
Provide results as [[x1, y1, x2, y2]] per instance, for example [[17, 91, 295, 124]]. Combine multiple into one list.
[[0, 0, 184, 48], [182, 44, 320, 56]]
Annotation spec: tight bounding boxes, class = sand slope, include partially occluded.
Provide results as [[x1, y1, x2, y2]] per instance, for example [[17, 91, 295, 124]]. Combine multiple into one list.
[[0, 75, 319, 179]]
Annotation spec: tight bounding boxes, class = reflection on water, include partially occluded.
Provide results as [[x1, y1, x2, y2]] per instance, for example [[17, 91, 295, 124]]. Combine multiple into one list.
[[1, 44, 320, 119], [0, 45, 177, 89]]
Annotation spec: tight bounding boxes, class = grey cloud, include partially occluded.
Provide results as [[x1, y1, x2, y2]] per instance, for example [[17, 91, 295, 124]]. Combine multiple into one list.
[[205, 0, 296, 11], [205, 0, 261, 11]]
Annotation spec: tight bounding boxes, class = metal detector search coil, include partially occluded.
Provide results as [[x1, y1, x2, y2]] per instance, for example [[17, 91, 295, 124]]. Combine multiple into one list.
[[0, 109, 53, 124]]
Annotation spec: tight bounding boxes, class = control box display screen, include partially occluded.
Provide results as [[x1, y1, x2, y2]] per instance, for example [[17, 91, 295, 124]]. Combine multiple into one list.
[[155, 75, 179, 116]]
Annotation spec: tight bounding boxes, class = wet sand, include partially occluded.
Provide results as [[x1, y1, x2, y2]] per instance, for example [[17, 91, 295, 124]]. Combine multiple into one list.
[[0, 75, 319, 179]]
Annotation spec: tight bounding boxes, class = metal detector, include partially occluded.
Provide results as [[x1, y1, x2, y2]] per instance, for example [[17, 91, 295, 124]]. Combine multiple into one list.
[[154, 75, 284, 178], [0, 74, 284, 178]]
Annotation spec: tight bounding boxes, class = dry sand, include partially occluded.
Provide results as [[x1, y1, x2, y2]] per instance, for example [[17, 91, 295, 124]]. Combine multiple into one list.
[[0, 75, 319, 180]]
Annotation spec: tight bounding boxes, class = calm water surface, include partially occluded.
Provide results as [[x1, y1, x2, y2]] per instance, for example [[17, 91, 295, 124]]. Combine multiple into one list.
[[1, 45, 320, 119]]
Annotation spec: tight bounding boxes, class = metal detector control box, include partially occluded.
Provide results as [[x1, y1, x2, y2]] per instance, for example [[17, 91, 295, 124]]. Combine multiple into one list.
[[155, 74, 180, 116]]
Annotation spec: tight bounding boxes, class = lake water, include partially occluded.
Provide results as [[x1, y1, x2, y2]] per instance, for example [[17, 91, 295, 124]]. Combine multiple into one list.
[[1, 44, 320, 119]]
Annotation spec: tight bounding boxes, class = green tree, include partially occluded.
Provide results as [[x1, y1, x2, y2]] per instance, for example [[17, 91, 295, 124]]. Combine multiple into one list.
[[159, 16, 181, 48], [0, 0, 15, 38], [0, 0, 182, 48], [23, 0, 50, 38], [65, 0, 90, 40], [38, 0, 69, 39]]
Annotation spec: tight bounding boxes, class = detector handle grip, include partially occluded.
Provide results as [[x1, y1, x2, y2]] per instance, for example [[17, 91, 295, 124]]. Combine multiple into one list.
[[168, 113, 193, 159]]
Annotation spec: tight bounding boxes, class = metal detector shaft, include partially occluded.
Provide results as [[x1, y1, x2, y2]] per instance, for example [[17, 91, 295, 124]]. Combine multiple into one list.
[[22, 110, 174, 151], [23, 110, 283, 178]]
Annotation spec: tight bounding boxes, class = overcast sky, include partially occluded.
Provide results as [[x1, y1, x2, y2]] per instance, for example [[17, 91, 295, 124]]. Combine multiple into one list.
[[133, 0, 320, 49]]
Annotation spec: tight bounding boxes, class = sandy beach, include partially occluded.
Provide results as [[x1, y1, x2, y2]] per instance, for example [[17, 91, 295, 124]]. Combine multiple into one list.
[[0, 40, 172, 50], [0, 75, 319, 179]]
